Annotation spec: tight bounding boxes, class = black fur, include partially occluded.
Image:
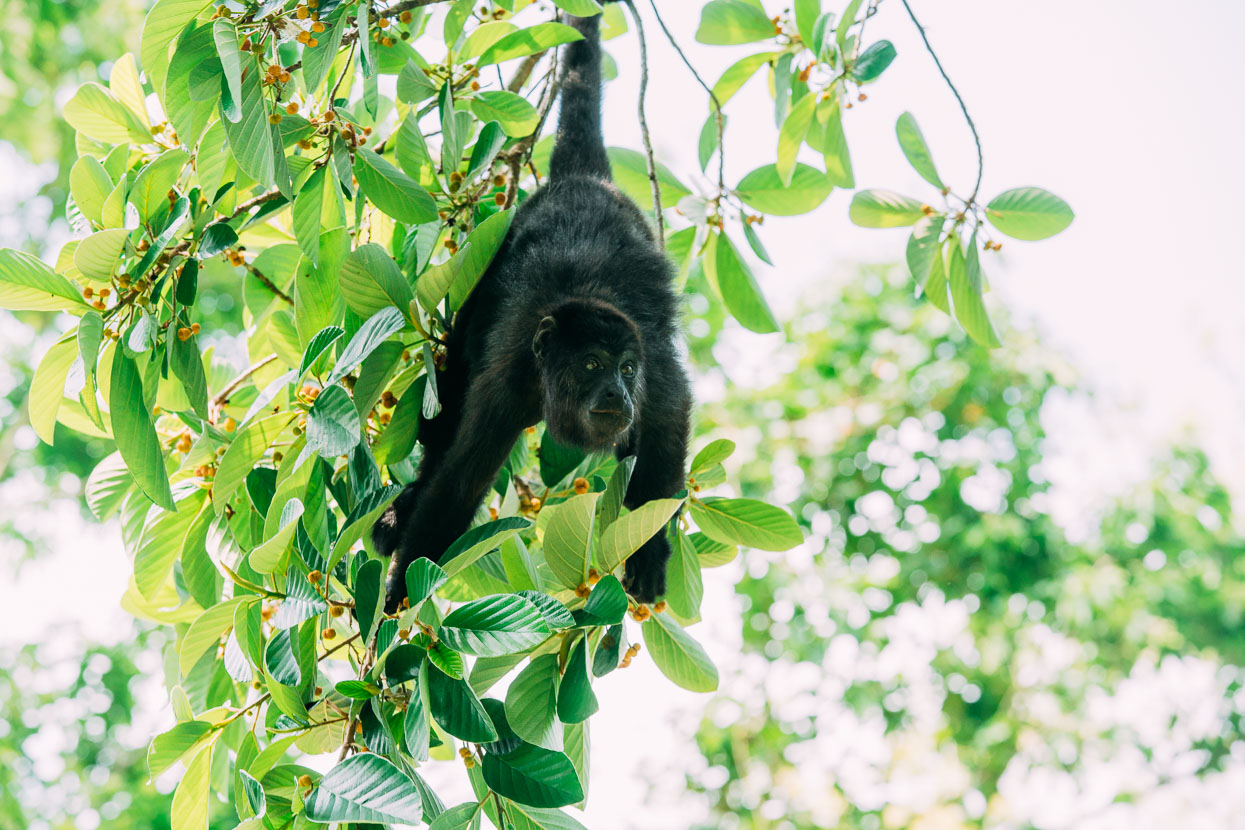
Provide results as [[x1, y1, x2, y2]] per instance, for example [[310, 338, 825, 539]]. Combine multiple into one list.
[[373, 10, 691, 612]]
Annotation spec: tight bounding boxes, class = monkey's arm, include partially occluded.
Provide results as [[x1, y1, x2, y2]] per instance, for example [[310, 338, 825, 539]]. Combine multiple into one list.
[[384, 378, 525, 611], [619, 356, 692, 604]]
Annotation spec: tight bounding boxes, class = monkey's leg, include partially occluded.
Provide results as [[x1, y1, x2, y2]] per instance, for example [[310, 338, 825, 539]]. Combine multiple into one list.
[[620, 360, 692, 604], [384, 387, 523, 612], [371, 352, 470, 558]]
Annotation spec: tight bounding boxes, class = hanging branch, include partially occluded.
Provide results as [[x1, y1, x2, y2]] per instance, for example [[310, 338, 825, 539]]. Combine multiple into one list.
[[646, 0, 726, 195], [623, 1, 665, 247], [898, 0, 984, 205]]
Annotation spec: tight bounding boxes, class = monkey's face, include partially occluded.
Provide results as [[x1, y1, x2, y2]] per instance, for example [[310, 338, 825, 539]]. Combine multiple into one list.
[[533, 301, 644, 451]]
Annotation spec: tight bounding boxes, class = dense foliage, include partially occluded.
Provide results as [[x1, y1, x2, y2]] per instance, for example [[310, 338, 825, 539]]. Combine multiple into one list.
[[0, 0, 1081, 827]]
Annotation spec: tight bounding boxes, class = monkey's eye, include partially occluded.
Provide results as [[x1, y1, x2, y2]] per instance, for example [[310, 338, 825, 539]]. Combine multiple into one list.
[[584, 358, 601, 371], [620, 362, 636, 377]]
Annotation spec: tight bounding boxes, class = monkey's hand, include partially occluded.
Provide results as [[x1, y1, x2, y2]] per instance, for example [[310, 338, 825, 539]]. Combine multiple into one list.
[[622, 534, 670, 605], [383, 564, 408, 615]]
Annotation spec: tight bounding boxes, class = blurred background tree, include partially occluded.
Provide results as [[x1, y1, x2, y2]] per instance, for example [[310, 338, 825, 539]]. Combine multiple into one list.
[[686, 269, 1245, 829]]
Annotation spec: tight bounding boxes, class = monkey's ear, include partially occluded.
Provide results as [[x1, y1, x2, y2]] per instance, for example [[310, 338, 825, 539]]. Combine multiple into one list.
[[532, 315, 557, 361]]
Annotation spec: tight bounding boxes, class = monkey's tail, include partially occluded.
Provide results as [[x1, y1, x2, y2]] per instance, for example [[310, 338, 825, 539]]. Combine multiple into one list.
[[549, 12, 612, 182]]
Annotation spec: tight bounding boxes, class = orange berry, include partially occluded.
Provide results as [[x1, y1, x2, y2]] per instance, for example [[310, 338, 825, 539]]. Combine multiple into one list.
[[82, 287, 93, 299], [92, 300, 106, 310], [330, 605, 345, 617], [306, 38, 318, 48], [312, 20, 325, 33], [296, 6, 309, 18], [573, 477, 589, 494], [297, 31, 309, 43], [286, 102, 299, 114], [494, 193, 506, 206], [400, 10, 412, 22], [190, 323, 201, 334], [378, 17, 390, 28], [269, 113, 283, 124], [297, 774, 313, 787], [654, 600, 667, 613], [322, 627, 336, 640], [223, 417, 237, 432], [177, 327, 192, 341], [308, 569, 323, 583]]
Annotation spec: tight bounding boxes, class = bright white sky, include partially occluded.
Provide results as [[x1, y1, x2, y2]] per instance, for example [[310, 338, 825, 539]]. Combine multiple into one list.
[[3, 1, 1244, 828]]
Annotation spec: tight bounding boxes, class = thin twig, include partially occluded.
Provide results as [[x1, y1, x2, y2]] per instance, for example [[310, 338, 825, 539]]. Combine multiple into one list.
[[623, 1, 665, 246], [242, 260, 293, 304], [898, 0, 983, 204], [507, 50, 547, 93], [213, 354, 280, 408], [646, 0, 725, 195], [502, 44, 561, 208]]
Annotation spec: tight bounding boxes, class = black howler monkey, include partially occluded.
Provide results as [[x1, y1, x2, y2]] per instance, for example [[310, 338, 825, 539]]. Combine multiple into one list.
[[372, 7, 691, 612]]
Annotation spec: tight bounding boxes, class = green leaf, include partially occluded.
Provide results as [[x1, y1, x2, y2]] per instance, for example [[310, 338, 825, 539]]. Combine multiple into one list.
[[403, 682, 431, 760], [692, 533, 737, 568], [985, 187, 1074, 240], [483, 744, 584, 809], [441, 517, 531, 577], [74, 229, 129, 281], [736, 163, 832, 216], [428, 802, 481, 830], [851, 40, 897, 82], [665, 531, 704, 619], [574, 575, 627, 627], [298, 325, 345, 379], [539, 430, 586, 488], [373, 376, 422, 466], [212, 20, 244, 121], [336, 680, 382, 700], [553, 0, 603, 14], [696, 0, 776, 45], [556, 637, 597, 724], [440, 594, 551, 657], [86, 452, 133, 519], [307, 384, 361, 458], [506, 655, 561, 750], [516, 591, 575, 630], [179, 597, 251, 676], [948, 234, 1001, 347], [815, 96, 854, 188], [690, 497, 802, 551], [608, 147, 690, 207], [642, 613, 719, 692], [221, 64, 275, 187], [354, 557, 385, 643], [470, 91, 540, 137], [70, 156, 113, 226], [477, 22, 585, 67], [29, 336, 77, 445], [691, 439, 735, 474], [326, 306, 406, 385], [0, 249, 91, 312], [142, 0, 211, 95], [542, 493, 601, 589], [776, 90, 817, 186], [214, 413, 292, 512], [170, 741, 213, 830], [355, 148, 438, 224], [647, 614, 717, 691], [303, 753, 424, 824], [448, 209, 514, 310], [836, 0, 864, 52], [273, 569, 329, 629], [848, 189, 927, 228], [906, 213, 943, 288], [64, 82, 151, 144], [302, 9, 348, 94], [428, 664, 498, 742], [711, 52, 777, 103], [707, 232, 780, 334], [794, 0, 821, 46], [339, 243, 416, 321], [263, 627, 303, 689], [598, 498, 684, 574], [895, 112, 943, 189], [250, 499, 305, 574], [110, 352, 174, 510], [404, 558, 449, 610], [148, 720, 213, 778]]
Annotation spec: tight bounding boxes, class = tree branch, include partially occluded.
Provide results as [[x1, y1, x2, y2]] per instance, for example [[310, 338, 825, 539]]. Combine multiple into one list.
[[646, 0, 725, 195], [623, 1, 665, 247], [898, 0, 984, 204], [242, 260, 293, 304], [213, 355, 280, 409]]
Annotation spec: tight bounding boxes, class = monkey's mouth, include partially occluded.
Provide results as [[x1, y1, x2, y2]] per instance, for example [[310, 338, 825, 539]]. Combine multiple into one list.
[[588, 409, 632, 433]]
